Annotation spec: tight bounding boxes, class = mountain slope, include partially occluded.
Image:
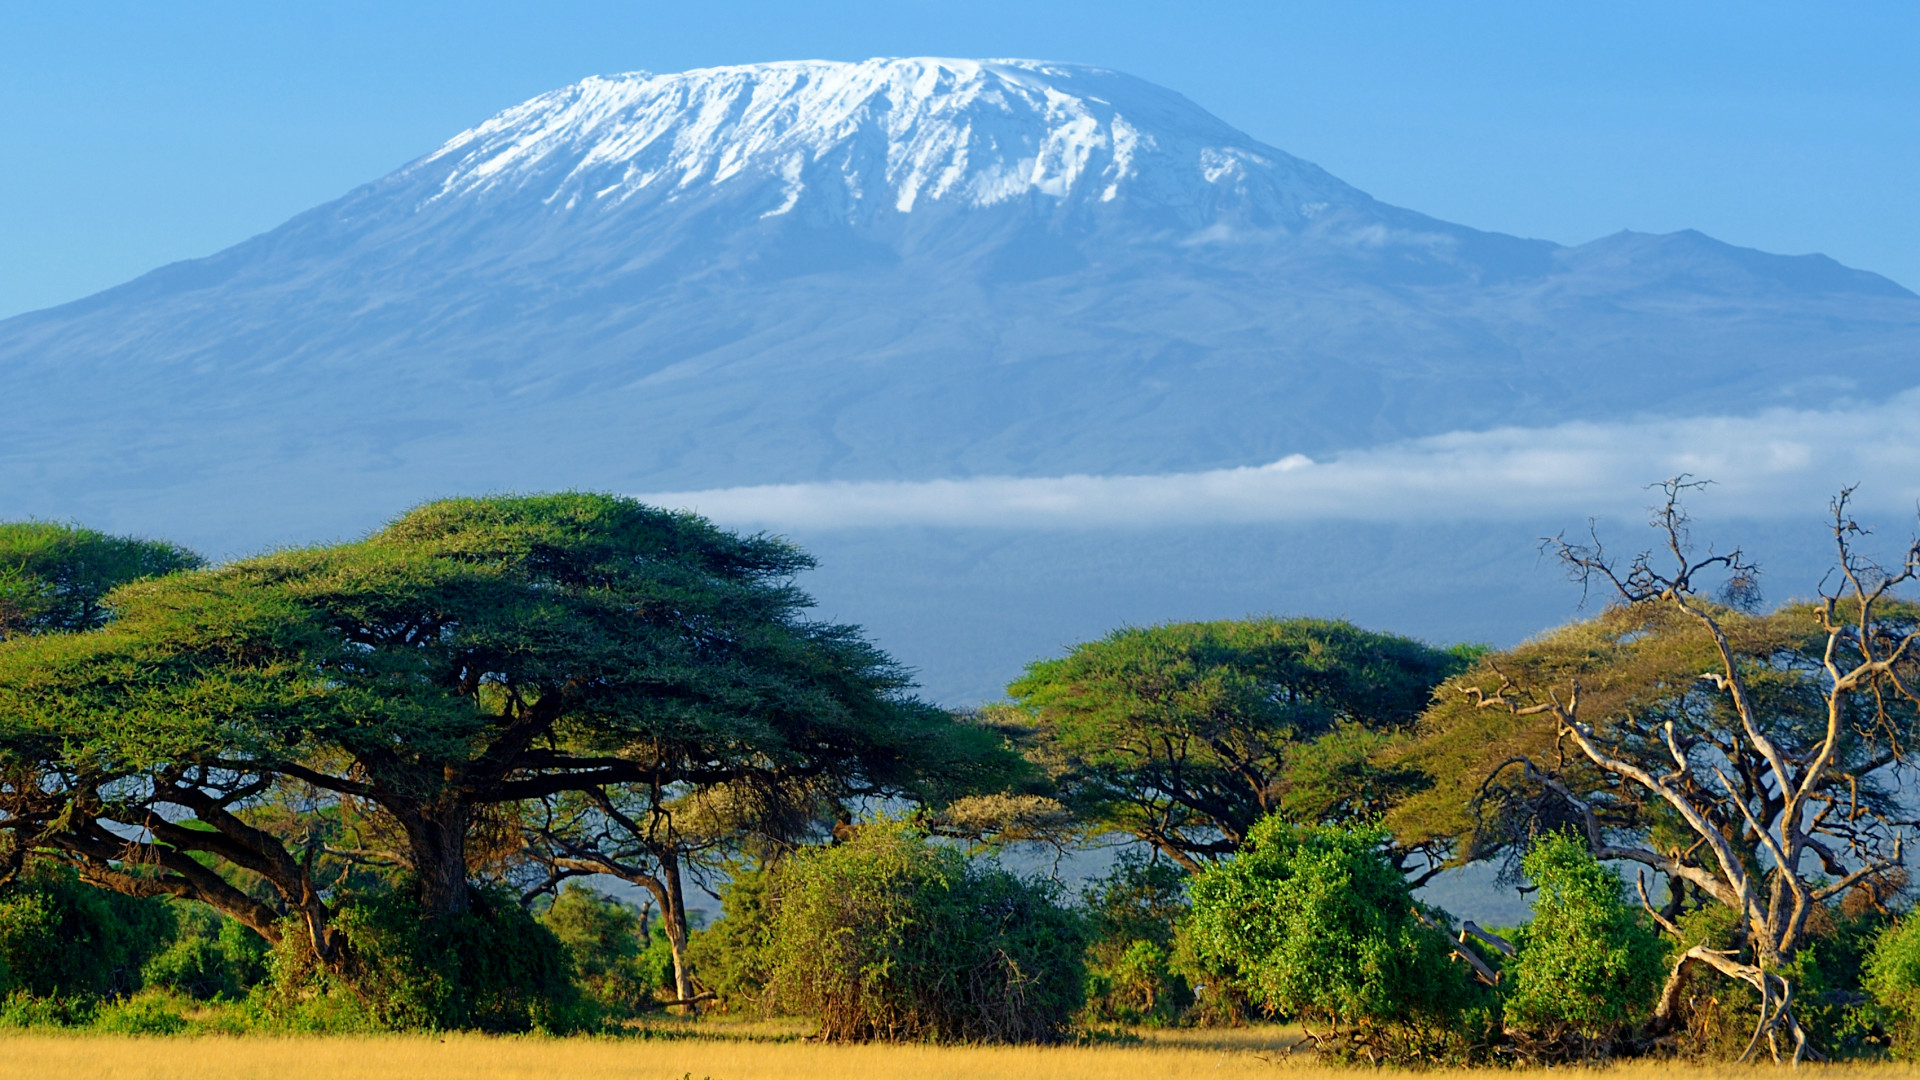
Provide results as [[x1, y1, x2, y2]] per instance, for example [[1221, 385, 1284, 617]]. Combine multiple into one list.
[[1, 57, 1915, 545]]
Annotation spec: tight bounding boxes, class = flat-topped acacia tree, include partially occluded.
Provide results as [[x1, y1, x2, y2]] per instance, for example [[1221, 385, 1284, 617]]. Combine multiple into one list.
[[0, 494, 999, 956], [1007, 618, 1465, 875], [0, 521, 226, 903], [0, 520, 202, 638]]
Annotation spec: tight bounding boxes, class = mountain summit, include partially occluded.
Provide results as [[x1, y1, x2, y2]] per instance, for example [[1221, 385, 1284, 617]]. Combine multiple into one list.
[[1, 59, 1916, 550], [407, 58, 1363, 226]]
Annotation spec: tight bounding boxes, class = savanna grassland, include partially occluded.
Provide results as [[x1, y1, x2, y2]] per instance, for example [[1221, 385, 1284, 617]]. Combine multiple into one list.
[[1, 1025, 1307, 1080], [4, 1027, 1913, 1080]]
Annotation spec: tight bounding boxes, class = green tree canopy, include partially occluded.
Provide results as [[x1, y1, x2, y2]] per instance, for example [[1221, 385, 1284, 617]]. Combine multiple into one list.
[[0, 495, 1009, 962], [1389, 599, 1915, 936], [1007, 617, 1463, 872], [0, 521, 201, 638]]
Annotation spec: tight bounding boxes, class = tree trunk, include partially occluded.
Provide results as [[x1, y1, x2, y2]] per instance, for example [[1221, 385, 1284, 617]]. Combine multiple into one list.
[[397, 801, 473, 918], [657, 848, 696, 1008], [1649, 945, 1809, 1064], [567, 846, 703, 1010]]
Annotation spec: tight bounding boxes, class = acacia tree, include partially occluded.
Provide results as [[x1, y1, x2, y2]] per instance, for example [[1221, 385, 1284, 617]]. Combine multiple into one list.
[[0, 495, 1004, 966], [0, 524, 304, 958], [520, 707, 1027, 1007], [1008, 618, 1464, 875], [0, 521, 201, 639], [1438, 481, 1920, 1062]]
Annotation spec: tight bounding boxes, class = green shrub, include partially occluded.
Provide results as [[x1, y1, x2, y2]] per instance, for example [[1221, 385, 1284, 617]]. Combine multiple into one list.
[[538, 883, 665, 1015], [1867, 914, 1920, 1057], [1500, 834, 1666, 1048], [219, 916, 272, 988], [1079, 851, 1193, 1026], [686, 865, 776, 1012], [260, 884, 587, 1033], [763, 820, 1086, 1043], [91, 990, 191, 1035], [0, 989, 96, 1027], [636, 923, 679, 997], [1785, 904, 1894, 1059], [1168, 918, 1254, 1028], [1184, 819, 1476, 1056], [245, 938, 384, 1035], [0, 862, 174, 1000], [142, 937, 240, 1002], [138, 901, 268, 1002]]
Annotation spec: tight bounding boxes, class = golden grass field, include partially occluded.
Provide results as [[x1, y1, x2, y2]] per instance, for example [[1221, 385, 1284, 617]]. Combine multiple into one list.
[[1, 1023, 1917, 1080]]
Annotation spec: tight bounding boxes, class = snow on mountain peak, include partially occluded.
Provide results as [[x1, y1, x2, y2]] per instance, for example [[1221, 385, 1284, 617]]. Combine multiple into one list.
[[401, 58, 1364, 224]]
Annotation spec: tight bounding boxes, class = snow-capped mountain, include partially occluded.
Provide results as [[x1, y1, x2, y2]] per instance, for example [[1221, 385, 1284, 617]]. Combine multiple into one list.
[[407, 59, 1362, 226], [1, 58, 1915, 559]]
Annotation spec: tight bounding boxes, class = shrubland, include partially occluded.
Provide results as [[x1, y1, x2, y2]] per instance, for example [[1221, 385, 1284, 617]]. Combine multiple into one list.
[[1, 483, 1918, 1067]]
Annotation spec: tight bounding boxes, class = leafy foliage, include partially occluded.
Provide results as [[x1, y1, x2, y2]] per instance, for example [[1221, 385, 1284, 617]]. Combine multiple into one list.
[[1010, 618, 1461, 870], [1781, 900, 1895, 1060], [1867, 914, 1920, 1057], [686, 865, 777, 1012], [538, 883, 665, 1015], [141, 908, 271, 1002], [1184, 818, 1476, 1050], [1501, 834, 1665, 1042], [0, 862, 174, 1000], [262, 885, 586, 1033], [762, 820, 1086, 1043], [1078, 851, 1192, 1026], [0, 521, 201, 638]]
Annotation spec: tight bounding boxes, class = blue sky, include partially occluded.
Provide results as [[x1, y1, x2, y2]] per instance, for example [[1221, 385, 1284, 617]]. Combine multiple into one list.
[[2, 1, 1914, 318]]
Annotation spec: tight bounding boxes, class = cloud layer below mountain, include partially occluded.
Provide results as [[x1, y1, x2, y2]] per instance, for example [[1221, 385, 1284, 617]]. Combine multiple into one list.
[[646, 392, 1920, 530]]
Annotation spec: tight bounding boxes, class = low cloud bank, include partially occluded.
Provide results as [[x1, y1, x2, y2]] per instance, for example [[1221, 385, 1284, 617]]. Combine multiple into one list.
[[645, 392, 1920, 530]]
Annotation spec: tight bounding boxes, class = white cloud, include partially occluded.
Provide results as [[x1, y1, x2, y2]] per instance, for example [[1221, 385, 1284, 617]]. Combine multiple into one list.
[[644, 391, 1920, 530]]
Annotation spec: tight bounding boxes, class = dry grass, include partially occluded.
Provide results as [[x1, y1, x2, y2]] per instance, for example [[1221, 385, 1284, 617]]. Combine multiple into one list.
[[0, 1026, 1915, 1080]]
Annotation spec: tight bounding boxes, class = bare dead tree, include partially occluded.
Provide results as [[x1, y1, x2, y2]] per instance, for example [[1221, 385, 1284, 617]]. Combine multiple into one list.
[[1461, 478, 1920, 1064]]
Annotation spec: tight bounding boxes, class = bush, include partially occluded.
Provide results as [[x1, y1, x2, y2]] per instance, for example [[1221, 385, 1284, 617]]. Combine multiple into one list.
[[0, 861, 174, 1000], [1500, 834, 1666, 1051], [1787, 904, 1894, 1059], [141, 903, 272, 1002], [763, 820, 1086, 1043], [686, 865, 776, 1012], [142, 938, 239, 1002], [538, 883, 665, 1015], [0, 990, 96, 1027], [260, 884, 587, 1033], [1867, 914, 1920, 1057], [91, 990, 191, 1035], [1079, 851, 1193, 1026], [1184, 819, 1477, 1057]]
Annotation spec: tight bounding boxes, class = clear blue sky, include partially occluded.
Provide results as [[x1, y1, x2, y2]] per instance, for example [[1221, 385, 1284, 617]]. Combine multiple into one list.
[[2, 1, 1914, 318]]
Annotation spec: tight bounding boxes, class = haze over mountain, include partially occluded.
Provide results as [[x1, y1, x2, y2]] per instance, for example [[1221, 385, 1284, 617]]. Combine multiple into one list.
[[3, 58, 1917, 700]]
